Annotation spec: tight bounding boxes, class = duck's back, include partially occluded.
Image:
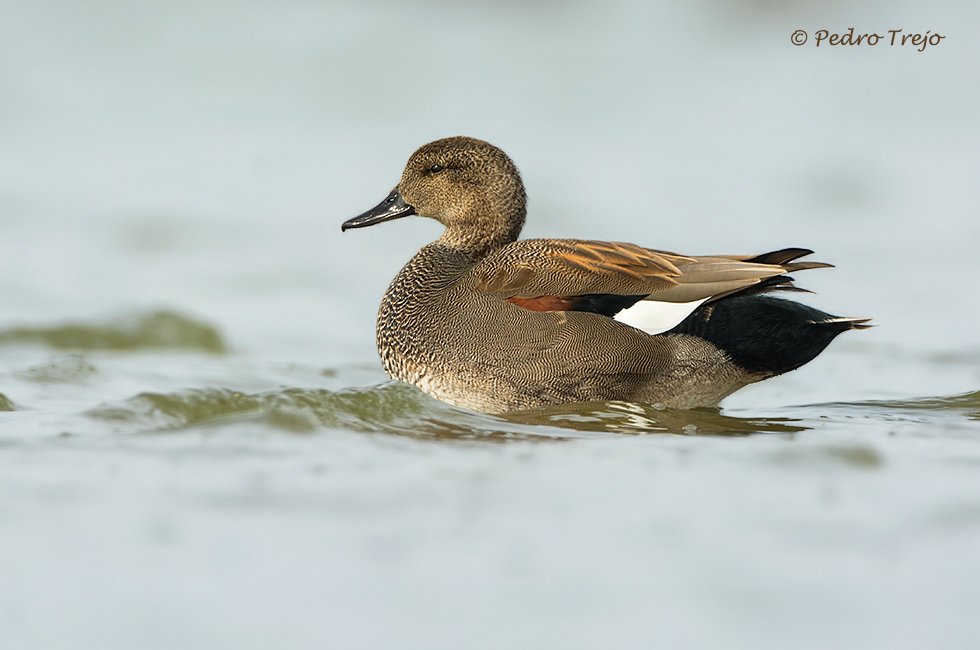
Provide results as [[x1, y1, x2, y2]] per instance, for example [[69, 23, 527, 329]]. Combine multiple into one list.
[[376, 243, 767, 413]]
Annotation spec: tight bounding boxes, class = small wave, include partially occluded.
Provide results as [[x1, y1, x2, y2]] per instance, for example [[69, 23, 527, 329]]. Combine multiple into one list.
[[86, 382, 809, 438], [801, 390, 980, 423], [0, 311, 226, 352], [86, 383, 566, 440]]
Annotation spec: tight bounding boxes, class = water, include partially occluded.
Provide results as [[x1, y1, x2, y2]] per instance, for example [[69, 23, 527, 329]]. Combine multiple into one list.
[[2, 1, 980, 648]]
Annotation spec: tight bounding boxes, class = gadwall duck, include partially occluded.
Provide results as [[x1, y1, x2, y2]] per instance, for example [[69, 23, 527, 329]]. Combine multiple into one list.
[[342, 136, 870, 414]]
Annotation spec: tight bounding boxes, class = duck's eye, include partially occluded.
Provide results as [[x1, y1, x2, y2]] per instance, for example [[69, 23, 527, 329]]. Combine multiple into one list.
[[428, 164, 444, 174]]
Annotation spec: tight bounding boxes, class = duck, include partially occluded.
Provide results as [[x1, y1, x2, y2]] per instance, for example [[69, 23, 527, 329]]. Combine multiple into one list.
[[342, 136, 870, 414]]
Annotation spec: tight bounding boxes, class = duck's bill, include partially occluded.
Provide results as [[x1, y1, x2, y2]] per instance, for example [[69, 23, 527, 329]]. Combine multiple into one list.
[[342, 188, 416, 231]]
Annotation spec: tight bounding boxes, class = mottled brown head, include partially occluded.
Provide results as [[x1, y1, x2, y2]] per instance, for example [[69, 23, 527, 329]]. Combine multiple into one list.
[[344, 136, 527, 257]]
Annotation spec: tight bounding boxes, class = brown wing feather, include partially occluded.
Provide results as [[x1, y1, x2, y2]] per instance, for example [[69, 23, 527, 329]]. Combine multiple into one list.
[[469, 239, 689, 299], [653, 249, 831, 303], [468, 239, 831, 306]]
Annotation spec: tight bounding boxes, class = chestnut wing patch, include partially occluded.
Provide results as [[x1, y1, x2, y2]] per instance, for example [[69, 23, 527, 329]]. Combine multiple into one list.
[[506, 293, 648, 317]]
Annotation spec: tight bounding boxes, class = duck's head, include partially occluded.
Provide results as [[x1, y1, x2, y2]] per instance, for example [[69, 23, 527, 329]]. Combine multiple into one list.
[[342, 136, 527, 257]]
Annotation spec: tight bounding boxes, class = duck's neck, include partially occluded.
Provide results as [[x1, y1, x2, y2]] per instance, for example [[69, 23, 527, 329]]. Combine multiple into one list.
[[437, 198, 526, 259]]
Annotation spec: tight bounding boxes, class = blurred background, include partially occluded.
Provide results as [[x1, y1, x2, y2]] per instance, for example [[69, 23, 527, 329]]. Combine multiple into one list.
[[3, 0, 978, 373], [2, 1, 979, 649]]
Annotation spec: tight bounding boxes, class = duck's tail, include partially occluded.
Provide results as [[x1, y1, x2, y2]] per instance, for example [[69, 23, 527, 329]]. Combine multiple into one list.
[[668, 294, 871, 377]]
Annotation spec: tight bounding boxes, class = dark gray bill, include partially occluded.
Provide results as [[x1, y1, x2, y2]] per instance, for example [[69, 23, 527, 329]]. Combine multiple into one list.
[[341, 188, 415, 231]]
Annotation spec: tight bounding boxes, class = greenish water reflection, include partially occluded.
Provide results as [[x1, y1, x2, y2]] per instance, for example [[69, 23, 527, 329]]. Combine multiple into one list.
[[87, 382, 810, 439], [85, 383, 980, 441], [0, 311, 226, 353]]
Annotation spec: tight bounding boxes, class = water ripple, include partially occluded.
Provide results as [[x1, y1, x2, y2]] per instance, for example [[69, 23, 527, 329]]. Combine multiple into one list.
[[800, 390, 980, 423], [86, 382, 812, 439]]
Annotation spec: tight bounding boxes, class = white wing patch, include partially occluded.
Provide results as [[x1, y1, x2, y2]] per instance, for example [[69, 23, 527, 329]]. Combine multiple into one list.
[[614, 298, 709, 335]]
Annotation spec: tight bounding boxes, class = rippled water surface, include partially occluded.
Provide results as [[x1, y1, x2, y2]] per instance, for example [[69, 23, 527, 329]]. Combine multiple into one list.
[[3, 1, 980, 649]]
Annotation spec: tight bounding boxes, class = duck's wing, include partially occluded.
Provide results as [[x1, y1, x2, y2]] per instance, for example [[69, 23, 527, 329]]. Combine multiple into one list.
[[645, 248, 832, 303], [470, 239, 686, 300], [468, 239, 828, 306]]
